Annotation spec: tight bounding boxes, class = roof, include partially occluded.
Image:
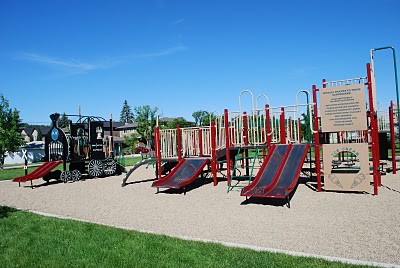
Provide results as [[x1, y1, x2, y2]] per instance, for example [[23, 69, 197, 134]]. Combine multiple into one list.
[[22, 141, 44, 150], [115, 122, 138, 130], [22, 127, 51, 135], [159, 117, 175, 122]]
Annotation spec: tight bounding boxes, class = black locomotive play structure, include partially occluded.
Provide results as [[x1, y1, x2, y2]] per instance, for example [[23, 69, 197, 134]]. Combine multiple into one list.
[[14, 113, 122, 185]]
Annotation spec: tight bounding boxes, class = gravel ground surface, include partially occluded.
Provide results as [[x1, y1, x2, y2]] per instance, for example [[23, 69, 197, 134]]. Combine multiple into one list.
[[1, 166, 399, 266]]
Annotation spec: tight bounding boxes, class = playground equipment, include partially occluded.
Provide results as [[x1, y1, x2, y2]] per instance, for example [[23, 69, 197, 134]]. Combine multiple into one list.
[[120, 47, 398, 201], [13, 113, 121, 187], [148, 89, 315, 196]]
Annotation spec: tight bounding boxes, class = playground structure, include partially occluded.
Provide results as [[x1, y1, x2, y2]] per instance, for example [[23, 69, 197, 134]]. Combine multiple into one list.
[[13, 113, 122, 187], [126, 60, 398, 200]]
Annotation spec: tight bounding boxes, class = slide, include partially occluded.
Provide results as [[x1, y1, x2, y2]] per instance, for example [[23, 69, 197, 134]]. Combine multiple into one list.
[[152, 158, 210, 189], [241, 144, 309, 198], [121, 157, 156, 187], [13, 161, 63, 183]]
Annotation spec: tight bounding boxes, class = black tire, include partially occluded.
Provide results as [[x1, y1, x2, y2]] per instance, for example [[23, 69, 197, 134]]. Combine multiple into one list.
[[71, 169, 82, 181], [88, 159, 104, 178], [103, 158, 117, 176], [61, 171, 71, 183]]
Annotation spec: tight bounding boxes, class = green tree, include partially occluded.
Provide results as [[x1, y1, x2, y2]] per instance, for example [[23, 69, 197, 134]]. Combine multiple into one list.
[[120, 100, 134, 123], [192, 110, 217, 126], [166, 117, 195, 129], [124, 133, 139, 153], [58, 113, 69, 128], [300, 112, 312, 142], [0, 94, 25, 169], [134, 105, 159, 146], [36, 129, 43, 141]]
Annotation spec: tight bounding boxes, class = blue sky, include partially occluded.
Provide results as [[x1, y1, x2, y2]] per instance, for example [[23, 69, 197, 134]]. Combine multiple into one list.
[[0, 0, 399, 124]]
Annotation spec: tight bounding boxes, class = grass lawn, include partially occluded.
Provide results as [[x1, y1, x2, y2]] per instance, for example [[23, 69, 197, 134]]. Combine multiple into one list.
[[124, 156, 148, 167], [0, 206, 369, 268], [0, 165, 65, 181], [0, 166, 40, 181]]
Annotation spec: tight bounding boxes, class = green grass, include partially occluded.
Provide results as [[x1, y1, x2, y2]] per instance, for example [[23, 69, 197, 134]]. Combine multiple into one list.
[[0, 206, 370, 268], [124, 156, 147, 166], [0, 165, 65, 181]]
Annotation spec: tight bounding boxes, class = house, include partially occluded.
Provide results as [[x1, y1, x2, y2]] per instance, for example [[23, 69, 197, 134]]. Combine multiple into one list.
[[21, 127, 51, 142], [4, 141, 45, 164]]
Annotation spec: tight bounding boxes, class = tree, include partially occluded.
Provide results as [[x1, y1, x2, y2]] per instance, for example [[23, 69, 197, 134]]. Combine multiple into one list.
[[120, 100, 134, 123], [58, 113, 69, 128], [166, 117, 195, 129], [192, 110, 216, 126], [0, 94, 25, 169], [300, 112, 312, 142], [36, 129, 43, 141], [134, 105, 159, 146], [124, 132, 139, 153]]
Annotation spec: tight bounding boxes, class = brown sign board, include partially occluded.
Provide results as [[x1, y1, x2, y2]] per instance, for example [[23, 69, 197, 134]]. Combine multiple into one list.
[[323, 143, 370, 192], [320, 85, 367, 132]]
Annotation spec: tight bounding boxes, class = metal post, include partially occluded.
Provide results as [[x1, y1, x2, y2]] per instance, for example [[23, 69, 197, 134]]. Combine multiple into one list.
[[109, 114, 114, 158], [177, 125, 182, 161], [367, 63, 381, 195], [224, 109, 231, 185], [265, 104, 272, 149], [211, 122, 217, 185], [280, 108, 286, 144], [155, 127, 162, 180], [389, 101, 396, 174], [313, 85, 322, 192], [370, 46, 400, 145], [199, 127, 203, 157]]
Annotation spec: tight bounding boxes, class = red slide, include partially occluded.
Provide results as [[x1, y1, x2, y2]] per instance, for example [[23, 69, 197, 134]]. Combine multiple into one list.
[[152, 158, 210, 189], [13, 161, 62, 183], [241, 144, 309, 198]]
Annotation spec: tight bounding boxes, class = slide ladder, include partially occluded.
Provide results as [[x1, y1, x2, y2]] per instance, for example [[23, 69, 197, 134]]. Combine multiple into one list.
[[152, 158, 210, 190], [227, 147, 259, 192], [241, 144, 309, 199]]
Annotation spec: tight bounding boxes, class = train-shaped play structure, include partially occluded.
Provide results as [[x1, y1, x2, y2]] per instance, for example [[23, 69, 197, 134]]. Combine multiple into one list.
[[13, 113, 121, 186]]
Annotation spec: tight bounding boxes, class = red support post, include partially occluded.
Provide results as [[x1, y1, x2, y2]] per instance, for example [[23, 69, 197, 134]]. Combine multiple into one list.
[[224, 109, 231, 185], [177, 125, 182, 162], [265, 104, 272, 149], [389, 101, 397, 174], [313, 84, 322, 192], [243, 112, 249, 146], [155, 126, 162, 180], [297, 118, 301, 143], [199, 127, 203, 157], [367, 63, 381, 194], [211, 122, 218, 185], [280, 107, 286, 144]]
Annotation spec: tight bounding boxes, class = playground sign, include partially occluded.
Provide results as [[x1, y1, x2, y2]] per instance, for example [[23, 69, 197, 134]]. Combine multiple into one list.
[[320, 85, 367, 132], [323, 143, 369, 192]]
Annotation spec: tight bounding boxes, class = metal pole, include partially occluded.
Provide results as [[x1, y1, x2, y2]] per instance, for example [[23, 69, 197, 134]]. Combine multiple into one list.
[[370, 46, 400, 144]]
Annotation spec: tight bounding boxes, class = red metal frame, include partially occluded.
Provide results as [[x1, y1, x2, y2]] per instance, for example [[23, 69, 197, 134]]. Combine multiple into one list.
[[224, 109, 231, 185], [243, 112, 249, 146], [155, 126, 162, 180], [280, 107, 286, 144], [211, 122, 218, 185], [199, 127, 203, 157], [265, 104, 272, 149], [177, 125, 182, 161], [297, 118, 301, 143], [312, 84, 322, 192], [367, 63, 381, 194], [389, 101, 397, 174]]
